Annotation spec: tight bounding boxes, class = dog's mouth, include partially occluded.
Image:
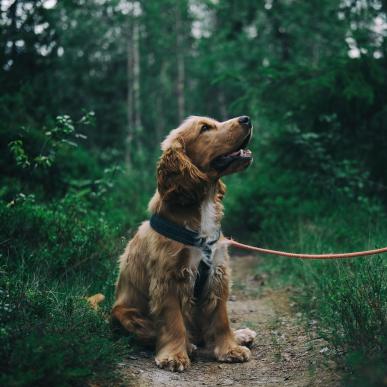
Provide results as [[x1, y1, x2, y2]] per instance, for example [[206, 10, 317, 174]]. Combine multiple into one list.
[[211, 132, 253, 172]]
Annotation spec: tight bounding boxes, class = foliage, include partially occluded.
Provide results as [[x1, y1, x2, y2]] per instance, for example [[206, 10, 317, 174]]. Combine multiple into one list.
[[224, 118, 387, 385], [0, 113, 151, 385], [1, 0, 387, 385], [0, 270, 124, 387], [246, 204, 387, 386]]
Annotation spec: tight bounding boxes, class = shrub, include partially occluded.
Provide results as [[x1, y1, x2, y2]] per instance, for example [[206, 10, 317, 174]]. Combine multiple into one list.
[[0, 114, 153, 385], [248, 202, 387, 386], [0, 268, 128, 387]]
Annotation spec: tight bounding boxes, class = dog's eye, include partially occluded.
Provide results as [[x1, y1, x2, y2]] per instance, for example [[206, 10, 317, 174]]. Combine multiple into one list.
[[200, 124, 210, 133]]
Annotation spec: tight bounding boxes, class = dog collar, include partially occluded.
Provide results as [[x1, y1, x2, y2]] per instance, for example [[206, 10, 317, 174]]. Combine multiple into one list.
[[150, 213, 221, 300], [149, 214, 221, 254]]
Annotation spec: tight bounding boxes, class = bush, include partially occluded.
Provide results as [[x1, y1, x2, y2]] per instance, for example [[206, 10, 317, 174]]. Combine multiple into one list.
[[245, 202, 387, 386], [0, 270, 125, 387], [0, 114, 154, 385], [223, 119, 386, 385]]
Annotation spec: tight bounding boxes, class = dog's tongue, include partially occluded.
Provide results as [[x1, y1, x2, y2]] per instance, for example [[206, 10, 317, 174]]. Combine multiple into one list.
[[212, 149, 252, 171], [228, 150, 241, 157], [226, 149, 252, 158]]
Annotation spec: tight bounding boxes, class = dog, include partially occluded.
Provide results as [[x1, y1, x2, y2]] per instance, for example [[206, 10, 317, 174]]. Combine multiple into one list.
[[112, 115, 256, 372]]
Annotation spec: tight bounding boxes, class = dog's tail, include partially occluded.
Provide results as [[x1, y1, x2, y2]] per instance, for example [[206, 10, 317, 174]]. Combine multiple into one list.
[[111, 304, 156, 344], [86, 293, 105, 310]]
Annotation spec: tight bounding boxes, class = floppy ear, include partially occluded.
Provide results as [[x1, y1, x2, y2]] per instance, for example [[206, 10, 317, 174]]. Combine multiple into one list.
[[216, 179, 226, 201], [157, 139, 209, 205]]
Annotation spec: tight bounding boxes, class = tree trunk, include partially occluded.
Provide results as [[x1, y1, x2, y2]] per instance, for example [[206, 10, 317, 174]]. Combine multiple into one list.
[[217, 89, 228, 121], [8, 0, 18, 63], [176, 3, 185, 123], [126, 1, 142, 165], [126, 17, 134, 165], [269, 0, 290, 62], [132, 17, 141, 131]]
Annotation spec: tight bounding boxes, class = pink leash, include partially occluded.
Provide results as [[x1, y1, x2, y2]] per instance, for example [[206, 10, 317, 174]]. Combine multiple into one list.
[[224, 238, 387, 260]]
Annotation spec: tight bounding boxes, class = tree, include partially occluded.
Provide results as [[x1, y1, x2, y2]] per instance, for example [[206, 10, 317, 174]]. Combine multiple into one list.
[[126, 0, 142, 164]]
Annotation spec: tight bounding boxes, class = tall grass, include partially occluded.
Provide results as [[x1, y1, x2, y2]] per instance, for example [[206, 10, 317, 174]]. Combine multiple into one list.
[[0, 117, 155, 385], [221, 118, 387, 385], [0, 166, 153, 386], [249, 203, 387, 386], [2, 113, 386, 385]]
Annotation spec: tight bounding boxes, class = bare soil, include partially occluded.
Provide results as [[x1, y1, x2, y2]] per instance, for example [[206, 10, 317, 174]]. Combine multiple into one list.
[[117, 255, 341, 386]]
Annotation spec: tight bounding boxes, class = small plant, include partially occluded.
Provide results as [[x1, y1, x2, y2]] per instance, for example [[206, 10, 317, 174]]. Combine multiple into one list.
[[0, 113, 149, 386], [250, 203, 387, 387], [8, 113, 91, 171]]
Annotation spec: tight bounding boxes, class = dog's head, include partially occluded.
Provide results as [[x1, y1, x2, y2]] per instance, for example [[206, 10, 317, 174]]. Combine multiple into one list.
[[157, 116, 253, 204]]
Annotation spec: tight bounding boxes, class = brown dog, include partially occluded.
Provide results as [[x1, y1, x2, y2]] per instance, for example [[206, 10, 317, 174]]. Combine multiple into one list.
[[112, 115, 256, 372]]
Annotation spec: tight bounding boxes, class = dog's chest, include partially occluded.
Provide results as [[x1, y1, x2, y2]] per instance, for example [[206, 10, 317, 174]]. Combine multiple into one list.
[[189, 199, 219, 269], [200, 199, 218, 237]]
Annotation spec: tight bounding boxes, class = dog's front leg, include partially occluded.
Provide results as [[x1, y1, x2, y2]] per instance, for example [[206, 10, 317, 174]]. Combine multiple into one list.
[[152, 287, 190, 372], [201, 265, 251, 363]]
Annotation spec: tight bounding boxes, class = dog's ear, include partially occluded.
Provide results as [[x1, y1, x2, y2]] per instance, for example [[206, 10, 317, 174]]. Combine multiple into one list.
[[216, 179, 226, 201], [157, 139, 208, 205]]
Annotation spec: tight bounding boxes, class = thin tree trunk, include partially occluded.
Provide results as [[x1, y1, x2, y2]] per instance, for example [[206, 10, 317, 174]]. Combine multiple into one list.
[[132, 17, 141, 131], [176, 3, 185, 122], [155, 63, 165, 141], [126, 17, 134, 165], [269, 0, 290, 62], [217, 89, 227, 121], [126, 1, 142, 165], [8, 0, 18, 63]]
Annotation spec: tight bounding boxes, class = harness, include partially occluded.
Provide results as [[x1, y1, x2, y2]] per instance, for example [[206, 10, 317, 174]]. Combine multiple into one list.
[[149, 214, 221, 299]]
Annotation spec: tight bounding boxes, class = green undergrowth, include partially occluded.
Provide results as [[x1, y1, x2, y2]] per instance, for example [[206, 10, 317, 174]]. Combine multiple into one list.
[[0, 115, 153, 386], [1, 112, 386, 386], [222, 118, 387, 386], [243, 202, 387, 386], [0, 182, 149, 386]]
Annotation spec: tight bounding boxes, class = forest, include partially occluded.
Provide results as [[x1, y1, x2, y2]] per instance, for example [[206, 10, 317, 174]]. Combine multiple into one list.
[[0, 0, 386, 385]]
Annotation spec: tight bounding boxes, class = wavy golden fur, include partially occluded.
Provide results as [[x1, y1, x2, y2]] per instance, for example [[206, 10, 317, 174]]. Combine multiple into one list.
[[112, 115, 256, 372]]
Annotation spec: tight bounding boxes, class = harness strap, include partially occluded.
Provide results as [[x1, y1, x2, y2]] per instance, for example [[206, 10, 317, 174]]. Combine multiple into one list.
[[150, 214, 200, 247], [149, 214, 221, 299], [194, 260, 211, 299]]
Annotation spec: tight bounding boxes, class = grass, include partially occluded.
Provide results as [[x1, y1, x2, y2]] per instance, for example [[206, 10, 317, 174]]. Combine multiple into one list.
[[0, 200, 123, 386], [250, 201, 387, 386], [1, 115, 385, 385], [2, 182, 385, 386], [0, 164, 152, 386], [0, 272, 124, 386]]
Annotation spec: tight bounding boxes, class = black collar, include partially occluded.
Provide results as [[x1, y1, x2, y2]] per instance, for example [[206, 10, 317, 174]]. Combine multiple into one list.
[[150, 213, 221, 300], [149, 213, 220, 251]]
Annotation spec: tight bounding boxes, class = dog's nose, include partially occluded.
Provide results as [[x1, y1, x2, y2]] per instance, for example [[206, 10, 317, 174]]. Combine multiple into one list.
[[238, 116, 251, 127]]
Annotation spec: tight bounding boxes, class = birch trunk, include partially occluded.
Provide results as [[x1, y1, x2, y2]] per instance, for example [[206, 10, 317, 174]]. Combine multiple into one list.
[[126, 2, 142, 165], [218, 89, 228, 121], [132, 18, 141, 131], [176, 3, 185, 122], [126, 17, 134, 165]]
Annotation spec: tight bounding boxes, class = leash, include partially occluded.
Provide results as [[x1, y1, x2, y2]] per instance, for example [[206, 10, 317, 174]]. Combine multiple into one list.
[[149, 214, 220, 299], [224, 238, 387, 260], [149, 213, 387, 261]]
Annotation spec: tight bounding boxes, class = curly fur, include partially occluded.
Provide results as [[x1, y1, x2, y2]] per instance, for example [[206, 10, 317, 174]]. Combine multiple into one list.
[[112, 116, 255, 372]]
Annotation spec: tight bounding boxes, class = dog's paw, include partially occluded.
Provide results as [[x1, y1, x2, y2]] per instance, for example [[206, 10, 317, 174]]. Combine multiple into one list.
[[187, 342, 197, 355], [234, 328, 257, 347], [155, 351, 190, 372], [215, 345, 251, 363]]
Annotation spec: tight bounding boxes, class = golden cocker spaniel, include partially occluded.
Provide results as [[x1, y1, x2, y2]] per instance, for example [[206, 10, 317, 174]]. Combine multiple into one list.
[[113, 115, 256, 372]]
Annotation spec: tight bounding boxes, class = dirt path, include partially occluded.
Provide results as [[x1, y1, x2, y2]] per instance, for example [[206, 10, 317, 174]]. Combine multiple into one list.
[[118, 255, 340, 386]]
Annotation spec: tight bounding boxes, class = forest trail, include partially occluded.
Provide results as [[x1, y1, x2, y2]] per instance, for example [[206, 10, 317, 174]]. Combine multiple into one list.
[[118, 255, 341, 386]]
